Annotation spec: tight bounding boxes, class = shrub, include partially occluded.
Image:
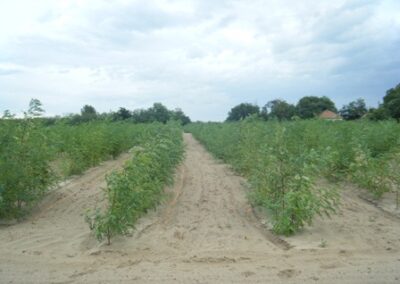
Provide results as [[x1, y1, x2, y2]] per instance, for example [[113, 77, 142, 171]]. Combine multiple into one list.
[[86, 124, 184, 244]]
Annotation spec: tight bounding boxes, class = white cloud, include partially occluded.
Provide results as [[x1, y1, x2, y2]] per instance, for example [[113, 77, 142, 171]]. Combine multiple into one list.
[[0, 0, 399, 120]]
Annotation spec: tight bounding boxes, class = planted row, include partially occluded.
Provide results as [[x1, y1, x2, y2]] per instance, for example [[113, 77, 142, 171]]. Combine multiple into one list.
[[48, 122, 155, 176], [0, 100, 162, 219], [185, 120, 400, 234], [0, 101, 54, 219], [86, 123, 184, 244]]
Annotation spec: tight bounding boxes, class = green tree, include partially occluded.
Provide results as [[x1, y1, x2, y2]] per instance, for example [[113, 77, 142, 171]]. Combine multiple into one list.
[[226, 103, 260, 121], [365, 107, 389, 121], [383, 83, 400, 121], [0, 99, 54, 218], [250, 127, 339, 235], [80, 105, 97, 122], [113, 107, 131, 121], [170, 108, 191, 125], [149, 103, 170, 123], [296, 96, 337, 119], [340, 98, 367, 120], [131, 109, 146, 123], [27, 98, 45, 117], [2, 110, 15, 119], [266, 99, 295, 121], [260, 105, 269, 120]]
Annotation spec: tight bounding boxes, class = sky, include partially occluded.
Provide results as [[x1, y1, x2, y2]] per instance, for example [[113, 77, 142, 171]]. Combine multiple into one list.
[[0, 0, 399, 121]]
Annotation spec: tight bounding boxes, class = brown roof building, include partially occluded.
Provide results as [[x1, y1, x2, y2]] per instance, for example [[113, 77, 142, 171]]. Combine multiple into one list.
[[319, 110, 342, 120]]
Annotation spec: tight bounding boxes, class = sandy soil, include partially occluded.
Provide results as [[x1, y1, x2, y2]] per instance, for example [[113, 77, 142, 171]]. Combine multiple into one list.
[[1, 133, 399, 283]]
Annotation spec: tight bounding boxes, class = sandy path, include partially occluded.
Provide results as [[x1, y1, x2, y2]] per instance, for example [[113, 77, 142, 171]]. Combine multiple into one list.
[[1, 134, 400, 283]]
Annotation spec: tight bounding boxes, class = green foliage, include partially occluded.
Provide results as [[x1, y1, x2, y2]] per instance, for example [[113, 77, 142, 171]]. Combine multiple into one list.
[[81, 105, 97, 117], [129, 103, 191, 125], [64, 104, 98, 124], [0, 100, 170, 219], [226, 103, 260, 121], [0, 100, 54, 219], [49, 121, 146, 176], [296, 96, 337, 119], [27, 99, 45, 117], [113, 107, 132, 121], [186, 119, 400, 235], [365, 107, 389, 121], [349, 145, 390, 198], [86, 123, 183, 244], [383, 83, 400, 121], [384, 152, 400, 209], [249, 128, 338, 235], [170, 108, 191, 125], [52, 102, 191, 126], [266, 99, 296, 121], [148, 103, 170, 124], [340, 98, 367, 120]]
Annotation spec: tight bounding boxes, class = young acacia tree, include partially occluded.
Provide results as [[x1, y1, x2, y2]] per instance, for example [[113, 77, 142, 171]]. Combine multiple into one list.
[[86, 124, 184, 244], [249, 126, 339, 235], [0, 99, 54, 218]]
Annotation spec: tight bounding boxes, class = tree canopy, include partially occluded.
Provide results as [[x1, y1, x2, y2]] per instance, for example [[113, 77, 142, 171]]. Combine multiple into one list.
[[148, 103, 170, 124], [383, 83, 400, 121], [296, 96, 337, 119], [339, 98, 367, 120], [266, 99, 296, 121], [365, 107, 389, 121], [170, 108, 191, 125], [226, 103, 260, 121], [45, 102, 192, 125], [80, 105, 97, 122], [113, 107, 131, 121], [27, 98, 45, 117]]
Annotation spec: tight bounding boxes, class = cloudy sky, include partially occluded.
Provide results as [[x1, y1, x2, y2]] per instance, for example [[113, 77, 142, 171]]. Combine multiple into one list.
[[0, 0, 399, 121]]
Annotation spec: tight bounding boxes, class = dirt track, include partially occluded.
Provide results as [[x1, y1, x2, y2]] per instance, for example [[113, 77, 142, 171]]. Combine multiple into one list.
[[1, 133, 400, 283]]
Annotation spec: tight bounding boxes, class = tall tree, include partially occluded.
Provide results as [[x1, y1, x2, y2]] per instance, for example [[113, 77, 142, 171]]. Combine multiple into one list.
[[80, 105, 97, 122], [27, 98, 45, 117], [2, 110, 15, 119], [339, 98, 367, 120], [366, 107, 389, 121], [260, 105, 269, 120], [226, 103, 260, 121], [383, 83, 400, 121], [266, 99, 296, 121], [131, 109, 150, 123], [113, 107, 132, 121], [130, 104, 190, 124], [148, 103, 170, 123], [296, 96, 337, 119], [170, 108, 191, 125]]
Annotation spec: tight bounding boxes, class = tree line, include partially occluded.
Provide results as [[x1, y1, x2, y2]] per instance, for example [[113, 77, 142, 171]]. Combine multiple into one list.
[[69, 103, 191, 125], [4, 102, 191, 126], [226, 83, 400, 122]]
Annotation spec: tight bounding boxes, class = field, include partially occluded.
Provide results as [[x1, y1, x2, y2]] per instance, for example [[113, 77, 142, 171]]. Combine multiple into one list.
[[0, 119, 400, 283], [0, 117, 182, 220], [186, 120, 400, 234]]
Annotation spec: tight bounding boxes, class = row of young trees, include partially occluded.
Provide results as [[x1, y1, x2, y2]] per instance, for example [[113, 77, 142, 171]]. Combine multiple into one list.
[[1, 100, 156, 219], [86, 123, 184, 244], [186, 120, 400, 235], [226, 83, 400, 122]]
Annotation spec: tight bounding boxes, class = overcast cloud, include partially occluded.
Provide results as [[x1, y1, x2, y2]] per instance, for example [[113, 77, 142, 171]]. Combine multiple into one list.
[[0, 0, 399, 121]]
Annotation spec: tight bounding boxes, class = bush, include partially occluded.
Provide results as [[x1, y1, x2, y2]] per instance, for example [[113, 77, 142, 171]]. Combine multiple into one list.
[[185, 119, 400, 235], [86, 123, 184, 244], [0, 101, 54, 218], [0, 110, 166, 219]]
